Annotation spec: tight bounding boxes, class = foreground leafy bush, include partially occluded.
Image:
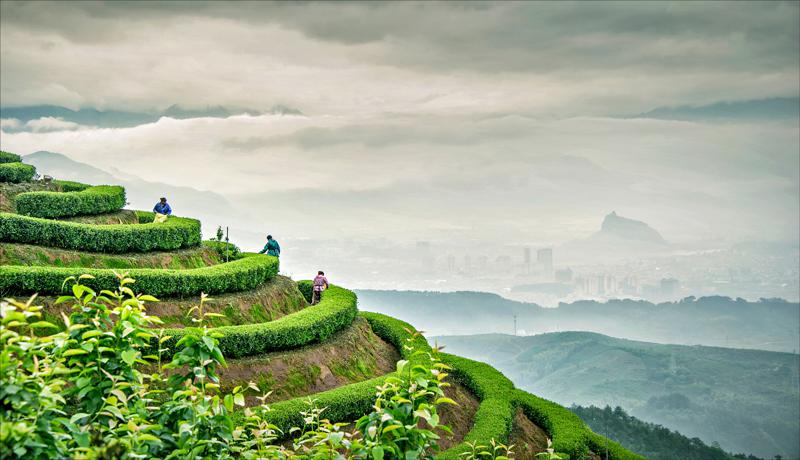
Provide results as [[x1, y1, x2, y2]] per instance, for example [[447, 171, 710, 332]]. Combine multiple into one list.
[[15, 185, 126, 218], [436, 354, 516, 460], [262, 312, 434, 433], [0, 276, 450, 459], [160, 282, 357, 358], [0, 211, 201, 252], [0, 151, 21, 163], [0, 253, 279, 297], [0, 162, 36, 183]]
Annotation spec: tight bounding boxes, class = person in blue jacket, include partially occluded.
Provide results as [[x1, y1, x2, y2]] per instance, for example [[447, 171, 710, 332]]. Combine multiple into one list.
[[153, 197, 172, 215], [259, 235, 280, 257]]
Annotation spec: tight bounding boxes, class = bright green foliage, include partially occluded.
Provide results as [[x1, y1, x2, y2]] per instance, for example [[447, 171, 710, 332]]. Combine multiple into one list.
[[0, 162, 36, 183], [516, 391, 646, 460], [263, 312, 432, 434], [15, 185, 126, 218], [0, 212, 202, 252], [436, 354, 516, 460], [0, 151, 21, 163], [0, 253, 279, 297], [160, 282, 357, 358], [204, 239, 242, 260], [355, 354, 454, 459], [52, 179, 90, 192], [0, 279, 450, 459]]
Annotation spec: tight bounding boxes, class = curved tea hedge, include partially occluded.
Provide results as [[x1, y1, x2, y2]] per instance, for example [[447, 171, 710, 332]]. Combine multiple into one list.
[[0, 212, 201, 253], [15, 185, 126, 218], [0, 151, 21, 163], [263, 312, 430, 434], [253, 312, 643, 460], [0, 253, 279, 297], [160, 282, 359, 358], [0, 162, 36, 183], [436, 353, 646, 460]]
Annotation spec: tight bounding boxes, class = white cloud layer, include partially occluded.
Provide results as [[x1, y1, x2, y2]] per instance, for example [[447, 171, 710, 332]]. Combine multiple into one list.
[[1, 112, 796, 244], [0, 1, 797, 245], [24, 116, 84, 132]]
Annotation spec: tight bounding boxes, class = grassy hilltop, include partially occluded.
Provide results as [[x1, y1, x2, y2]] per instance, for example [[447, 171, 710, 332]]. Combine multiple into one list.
[[0, 151, 644, 459]]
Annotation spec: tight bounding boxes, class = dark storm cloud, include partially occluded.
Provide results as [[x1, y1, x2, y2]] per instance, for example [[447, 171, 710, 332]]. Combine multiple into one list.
[[2, 1, 798, 73]]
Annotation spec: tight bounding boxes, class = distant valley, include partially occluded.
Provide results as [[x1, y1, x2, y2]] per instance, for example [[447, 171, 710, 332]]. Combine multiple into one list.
[[434, 331, 800, 460]]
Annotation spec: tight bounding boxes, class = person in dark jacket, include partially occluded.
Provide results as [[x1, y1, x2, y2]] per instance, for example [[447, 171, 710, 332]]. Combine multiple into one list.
[[258, 235, 281, 257], [153, 197, 172, 215]]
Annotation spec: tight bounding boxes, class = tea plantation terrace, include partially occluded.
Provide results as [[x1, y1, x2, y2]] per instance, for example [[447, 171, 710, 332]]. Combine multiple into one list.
[[0, 150, 643, 459]]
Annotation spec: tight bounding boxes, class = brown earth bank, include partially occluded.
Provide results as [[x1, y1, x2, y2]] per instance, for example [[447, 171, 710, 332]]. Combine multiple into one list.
[[0, 242, 222, 269], [32, 275, 307, 328], [508, 408, 550, 459], [0, 181, 60, 212], [436, 381, 481, 450], [218, 317, 400, 403]]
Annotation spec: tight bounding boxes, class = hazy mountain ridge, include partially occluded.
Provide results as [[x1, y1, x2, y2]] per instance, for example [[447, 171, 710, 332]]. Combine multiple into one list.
[[22, 151, 242, 234], [558, 211, 672, 263], [0, 104, 302, 130], [434, 331, 800, 459], [632, 97, 800, 121], [358, 289, 800, 352], [599, 211, 667, 244]]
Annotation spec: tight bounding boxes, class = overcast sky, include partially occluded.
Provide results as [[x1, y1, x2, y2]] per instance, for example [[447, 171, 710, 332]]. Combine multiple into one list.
[[1, 1, 798, 244]]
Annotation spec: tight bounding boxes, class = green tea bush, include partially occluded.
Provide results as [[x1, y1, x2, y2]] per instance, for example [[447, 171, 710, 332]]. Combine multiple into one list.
[[52, 179, 90, 192], [0, 162, 36, 183], [0, 279, 449, 459], [436, 353, 516, 460], [264, 312, 434, 434], [0, 151, 21, 163], [15, 185, 126, 218], [515, 391, 646, 460], [161, 283, 358, 358], [0, 253, 279, 297], [203, 239, 242, 260], [0, 212, 201, 252]]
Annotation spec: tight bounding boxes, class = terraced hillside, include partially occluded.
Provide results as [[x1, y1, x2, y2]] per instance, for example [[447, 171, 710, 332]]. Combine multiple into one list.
[[0, 150, 644, 459]]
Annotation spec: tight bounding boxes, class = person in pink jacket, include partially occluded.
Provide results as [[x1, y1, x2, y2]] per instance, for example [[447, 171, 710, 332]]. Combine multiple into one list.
[[312, 271, 329, 305]]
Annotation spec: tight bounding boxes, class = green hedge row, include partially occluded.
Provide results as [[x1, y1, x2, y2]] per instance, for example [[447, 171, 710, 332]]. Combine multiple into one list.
[[0, 151, 21, 163], [15, 185, 126, 218], [0, 253, 279, 298], [436, 353, 516, 460], [245, 311, 642, 459], [0, 162, 36, 183], [52, 180, 91, 192], [514, 391, 645, 460], [436, 352, 645, 460], [0, 212, 201, 253], [159, 282, 360, 359], [262, 312, 429, 435]]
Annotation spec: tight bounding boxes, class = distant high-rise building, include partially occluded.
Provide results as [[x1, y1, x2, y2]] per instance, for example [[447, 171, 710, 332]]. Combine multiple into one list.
[[661, 278, 680, 298], [555, 268, 573, 283], [537, 248, 554, 277], [446, 255, 456, 273], [477, 255, 488, 271], [523, 247, 531, 274]]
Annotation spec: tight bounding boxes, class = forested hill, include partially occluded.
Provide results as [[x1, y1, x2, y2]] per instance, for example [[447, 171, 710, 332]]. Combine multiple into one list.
[[356, 289, 800, 352], [435, 331, 800, 460], [571, 405, 766, 460]]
